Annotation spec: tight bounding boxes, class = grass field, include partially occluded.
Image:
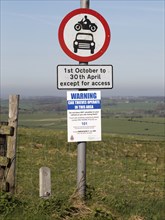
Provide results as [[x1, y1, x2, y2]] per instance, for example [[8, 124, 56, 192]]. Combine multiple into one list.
[[16, 114, 165, 140], [0, 96, 164, 219], [1, 115, 164, 140], [0, 128, 164, 219], [1, 96, 164, 139]]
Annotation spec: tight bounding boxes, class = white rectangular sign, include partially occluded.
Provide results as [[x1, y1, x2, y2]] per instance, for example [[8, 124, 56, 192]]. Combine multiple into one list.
[[67, 90, 101, 142], [57, 65, 113, 89]]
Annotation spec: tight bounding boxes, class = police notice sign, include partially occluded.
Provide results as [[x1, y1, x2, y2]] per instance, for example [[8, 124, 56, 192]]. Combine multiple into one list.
[[67, 90, 101, 142]]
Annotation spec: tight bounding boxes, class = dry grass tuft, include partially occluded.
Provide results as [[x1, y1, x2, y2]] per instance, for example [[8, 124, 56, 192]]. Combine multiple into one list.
[[129, 215, 145, 220], [61, 188, 92, 220]]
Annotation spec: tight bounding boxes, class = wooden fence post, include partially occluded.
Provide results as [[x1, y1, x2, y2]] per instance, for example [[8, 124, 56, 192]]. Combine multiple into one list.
[[6, 95, 20, 193], [0, 122, 9, 191]]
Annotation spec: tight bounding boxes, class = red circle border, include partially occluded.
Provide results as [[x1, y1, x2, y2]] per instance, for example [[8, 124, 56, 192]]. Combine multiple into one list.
[[58, 8, 111, 62]]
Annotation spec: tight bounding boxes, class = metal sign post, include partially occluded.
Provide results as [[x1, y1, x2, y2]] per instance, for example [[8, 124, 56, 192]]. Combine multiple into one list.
[[77, 0, 89, 198], [80, 0, 89, 8], [58, 0, 111, 199]]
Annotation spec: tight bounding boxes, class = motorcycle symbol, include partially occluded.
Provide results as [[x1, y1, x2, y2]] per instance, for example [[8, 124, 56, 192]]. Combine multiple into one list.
[[74, 15, 98, 32]]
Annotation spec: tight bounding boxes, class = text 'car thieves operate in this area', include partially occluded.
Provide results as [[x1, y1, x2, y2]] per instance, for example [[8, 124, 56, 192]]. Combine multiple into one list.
[[57, 65, 113, 89]]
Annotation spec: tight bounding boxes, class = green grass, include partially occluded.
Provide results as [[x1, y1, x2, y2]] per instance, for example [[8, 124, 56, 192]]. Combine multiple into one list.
[[19, 115, 165, 140], [1, 97, 164, 219], [1, 96, 164, 139], [2, 111, 164, 140], [108, 101, 157, 112], [102, 117, 165, 140], [18, 113, 67, 129], [0, 127, 164, 220]]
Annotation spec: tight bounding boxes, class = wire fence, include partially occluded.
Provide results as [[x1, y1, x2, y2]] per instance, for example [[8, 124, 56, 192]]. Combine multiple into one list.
[[13, 128, 165, 218]]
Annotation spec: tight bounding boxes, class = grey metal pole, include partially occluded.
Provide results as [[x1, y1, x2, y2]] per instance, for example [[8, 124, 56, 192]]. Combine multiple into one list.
[[77, 0, 89, 198], [80, 0, 89, 8], [77, 141, 86, 197]]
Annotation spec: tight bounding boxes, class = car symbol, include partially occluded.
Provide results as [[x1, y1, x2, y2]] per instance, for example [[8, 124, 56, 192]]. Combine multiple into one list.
[[73, 33, 95, 54]]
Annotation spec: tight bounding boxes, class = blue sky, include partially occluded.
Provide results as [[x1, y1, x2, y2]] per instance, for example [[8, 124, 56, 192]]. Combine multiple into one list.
[[1, 0, 164, 98]]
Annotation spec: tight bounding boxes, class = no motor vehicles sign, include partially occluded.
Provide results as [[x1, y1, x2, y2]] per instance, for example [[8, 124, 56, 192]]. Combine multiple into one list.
[[58, 8, 111, 62]]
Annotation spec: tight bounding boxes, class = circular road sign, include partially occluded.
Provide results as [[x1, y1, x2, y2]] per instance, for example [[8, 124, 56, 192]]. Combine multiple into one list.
[[58, 8, 111, 62]]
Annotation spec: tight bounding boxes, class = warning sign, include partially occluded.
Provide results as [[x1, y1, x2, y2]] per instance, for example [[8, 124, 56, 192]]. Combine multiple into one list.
[[67, 91, 101, 142]]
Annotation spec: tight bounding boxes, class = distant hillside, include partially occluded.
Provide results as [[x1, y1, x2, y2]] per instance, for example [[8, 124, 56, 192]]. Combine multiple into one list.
[[1, 96, 164, 118]]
